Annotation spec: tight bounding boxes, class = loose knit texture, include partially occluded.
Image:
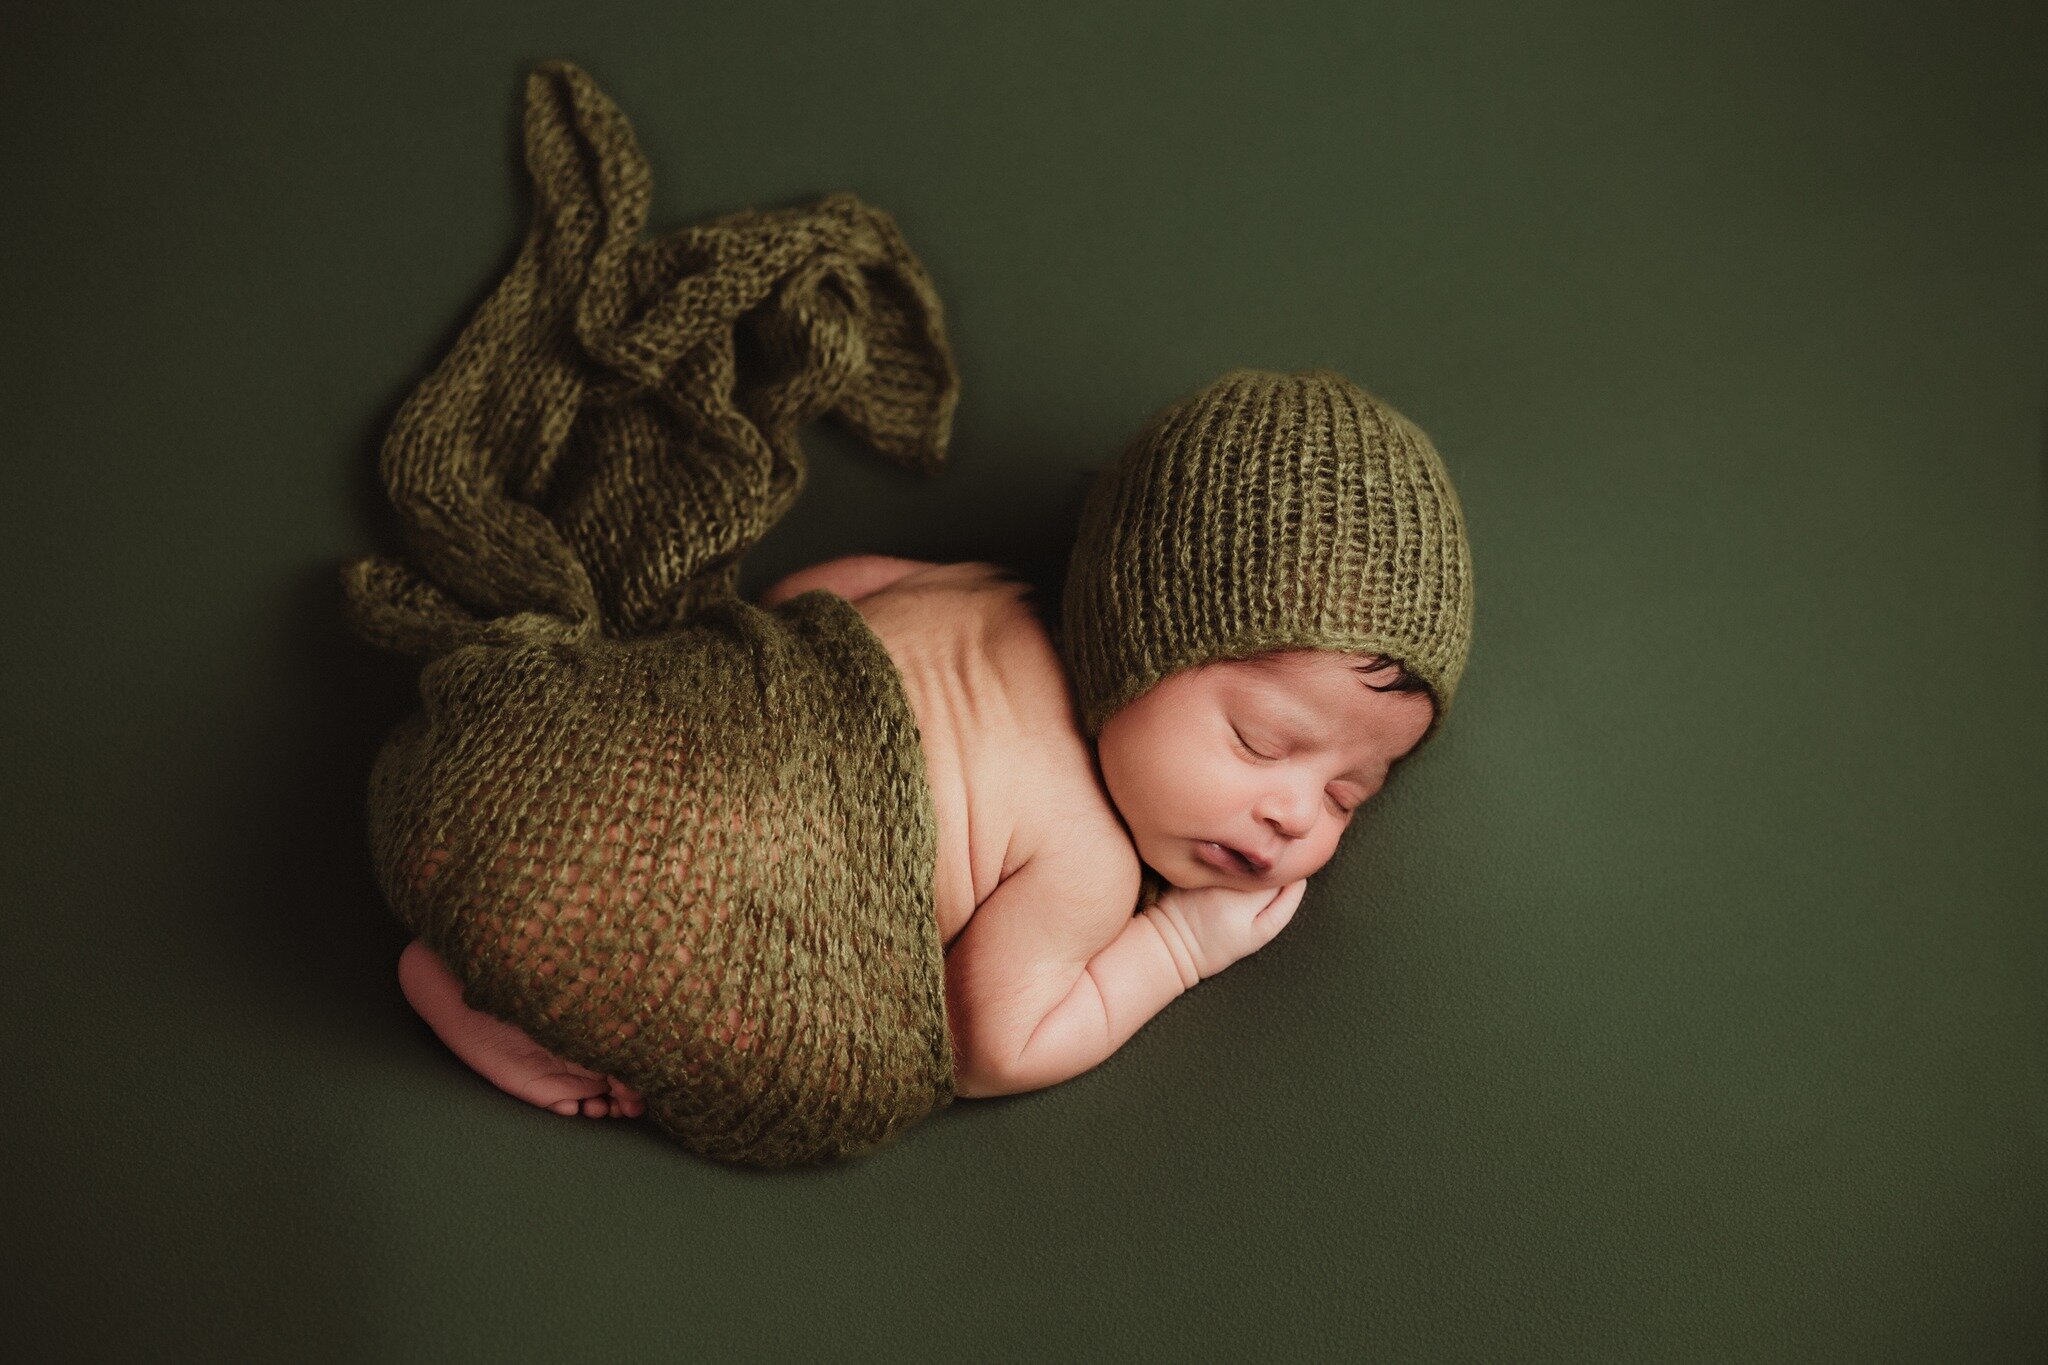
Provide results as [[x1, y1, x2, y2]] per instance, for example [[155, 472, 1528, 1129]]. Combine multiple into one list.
[[340, 61, 960, 1167], [1060, 368, 1475, 751]]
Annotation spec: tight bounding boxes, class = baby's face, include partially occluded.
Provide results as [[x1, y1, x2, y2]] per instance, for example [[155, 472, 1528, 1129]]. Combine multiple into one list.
[[1094, 650, 1435, 889]]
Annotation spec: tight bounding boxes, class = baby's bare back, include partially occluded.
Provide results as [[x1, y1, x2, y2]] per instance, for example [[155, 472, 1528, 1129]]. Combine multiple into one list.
[[841, 560, 1139, 948], [766, 556, 1160, 1098]]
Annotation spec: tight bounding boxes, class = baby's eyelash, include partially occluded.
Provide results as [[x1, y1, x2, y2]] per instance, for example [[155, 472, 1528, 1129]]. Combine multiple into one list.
[[1236, 724, 1360, 814]]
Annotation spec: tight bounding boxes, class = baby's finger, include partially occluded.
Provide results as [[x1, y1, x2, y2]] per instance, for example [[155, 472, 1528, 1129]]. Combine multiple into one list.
[[1256, 878, 1299, 913], [1257, 880, 1307, 927]]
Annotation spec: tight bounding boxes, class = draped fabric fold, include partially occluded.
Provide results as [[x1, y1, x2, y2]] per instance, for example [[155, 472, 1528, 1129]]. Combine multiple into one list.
[[339, 59, 959, 653], [338, 62, 961, 1167]]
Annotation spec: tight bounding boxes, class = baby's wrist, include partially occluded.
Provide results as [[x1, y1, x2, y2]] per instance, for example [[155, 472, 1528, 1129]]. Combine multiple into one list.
[[1139, 903, 1205, 989]]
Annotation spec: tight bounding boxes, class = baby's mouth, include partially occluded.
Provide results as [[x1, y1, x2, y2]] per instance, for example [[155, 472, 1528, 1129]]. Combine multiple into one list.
[[1197, 840, 1261, 875]]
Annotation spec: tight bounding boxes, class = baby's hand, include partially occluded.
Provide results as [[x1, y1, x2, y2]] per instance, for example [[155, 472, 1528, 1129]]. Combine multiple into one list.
[[1149, 878, 1308, 982]]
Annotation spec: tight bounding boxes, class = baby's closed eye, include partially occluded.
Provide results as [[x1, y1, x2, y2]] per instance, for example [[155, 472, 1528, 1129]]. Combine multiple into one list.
[[1231, 725, 1365, 814]]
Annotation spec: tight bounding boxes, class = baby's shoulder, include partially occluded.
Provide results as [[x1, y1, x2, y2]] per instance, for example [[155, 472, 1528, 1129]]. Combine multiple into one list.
[[968, 581, 1137, 885], [851, 559, 1136, 931], [884, 561, 1132, 870]]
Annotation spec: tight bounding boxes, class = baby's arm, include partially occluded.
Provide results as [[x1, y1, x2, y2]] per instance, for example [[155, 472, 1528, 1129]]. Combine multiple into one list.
[[946, 854, 1304, 1098]]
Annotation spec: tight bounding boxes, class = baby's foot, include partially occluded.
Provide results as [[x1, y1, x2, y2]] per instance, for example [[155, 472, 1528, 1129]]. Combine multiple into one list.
[[464, 1014, 647, 1119], [398, 939, 646, 1119]]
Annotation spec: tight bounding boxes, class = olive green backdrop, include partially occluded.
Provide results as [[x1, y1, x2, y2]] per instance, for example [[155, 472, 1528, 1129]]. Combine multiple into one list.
[[2, 1, 2041, 1360]]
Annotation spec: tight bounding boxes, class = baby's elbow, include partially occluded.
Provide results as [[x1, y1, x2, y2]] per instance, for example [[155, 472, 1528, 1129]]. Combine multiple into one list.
[[948, 1010, 1067, 1100], [948, 1020, 1026, 1099], [949, 1037, 1025, 1099], [951, 1064, 1006, 1100], [951, 1055, 1068, 1101]]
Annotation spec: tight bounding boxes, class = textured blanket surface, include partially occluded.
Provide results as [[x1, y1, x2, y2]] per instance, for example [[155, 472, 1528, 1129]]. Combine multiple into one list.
[[340, 60, 961, 1166]]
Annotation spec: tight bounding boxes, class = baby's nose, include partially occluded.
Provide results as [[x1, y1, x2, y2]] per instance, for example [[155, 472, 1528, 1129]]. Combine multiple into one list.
[[1259, 790, 1318, 839]]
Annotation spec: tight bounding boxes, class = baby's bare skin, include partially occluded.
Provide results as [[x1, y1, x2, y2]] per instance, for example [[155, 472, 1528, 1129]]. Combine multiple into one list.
[[399, 555, 1431, 1115], [399, 937, 645, 1118], [825, 558, 1126, 950]]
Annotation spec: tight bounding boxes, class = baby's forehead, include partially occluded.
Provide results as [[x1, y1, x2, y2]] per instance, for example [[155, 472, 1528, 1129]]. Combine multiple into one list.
[[1223, 649, 1371, 691], [1215, 650, 1430, 731]]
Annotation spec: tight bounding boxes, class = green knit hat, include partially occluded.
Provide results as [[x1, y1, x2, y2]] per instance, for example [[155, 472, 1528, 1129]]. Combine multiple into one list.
[[1059, 366, 1475, 751]]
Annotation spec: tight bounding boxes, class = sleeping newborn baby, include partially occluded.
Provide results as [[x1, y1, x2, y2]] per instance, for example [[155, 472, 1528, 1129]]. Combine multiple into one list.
[[392, 367, 1474, 1127]]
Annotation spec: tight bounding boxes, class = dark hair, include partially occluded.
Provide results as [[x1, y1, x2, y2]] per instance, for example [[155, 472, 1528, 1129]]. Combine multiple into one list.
[[1241, 647, 1437, 728], [1342, 652, 1432, 697]]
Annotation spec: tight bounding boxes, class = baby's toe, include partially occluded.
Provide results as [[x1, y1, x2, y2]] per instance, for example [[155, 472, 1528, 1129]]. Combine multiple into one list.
[[528, 1072, 608, 1114]]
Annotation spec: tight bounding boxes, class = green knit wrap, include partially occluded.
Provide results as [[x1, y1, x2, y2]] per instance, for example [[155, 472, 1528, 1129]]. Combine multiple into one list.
[[339, 61, 960, 1167], [1059, 367, 1476, 750]]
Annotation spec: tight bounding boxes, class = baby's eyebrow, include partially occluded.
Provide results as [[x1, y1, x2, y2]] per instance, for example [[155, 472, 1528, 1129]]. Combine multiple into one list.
[[1251, 689, 1383, 783]]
